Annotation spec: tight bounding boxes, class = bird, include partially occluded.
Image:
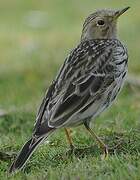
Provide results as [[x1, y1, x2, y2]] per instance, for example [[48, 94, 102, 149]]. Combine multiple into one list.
[[9, 7, 130, 173]]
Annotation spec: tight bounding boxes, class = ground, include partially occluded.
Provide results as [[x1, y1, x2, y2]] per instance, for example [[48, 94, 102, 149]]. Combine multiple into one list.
[[0, 0, 140, 179]]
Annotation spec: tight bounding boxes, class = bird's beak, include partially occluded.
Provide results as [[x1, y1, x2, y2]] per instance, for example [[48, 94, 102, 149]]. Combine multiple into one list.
[[114, 7, 130, 20]]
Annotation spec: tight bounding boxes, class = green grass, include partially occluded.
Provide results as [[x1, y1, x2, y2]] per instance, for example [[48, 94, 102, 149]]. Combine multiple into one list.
[[0, 0, 140, 179]]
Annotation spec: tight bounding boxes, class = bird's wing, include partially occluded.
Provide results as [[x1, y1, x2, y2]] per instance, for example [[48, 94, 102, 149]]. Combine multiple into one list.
[[34, 39, 127, 132], [33, 81, 56, 133]]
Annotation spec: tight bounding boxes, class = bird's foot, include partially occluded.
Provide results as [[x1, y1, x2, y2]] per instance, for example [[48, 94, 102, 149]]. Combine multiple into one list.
[[66, 144, 75, 156], [101, 145, 109, 160]]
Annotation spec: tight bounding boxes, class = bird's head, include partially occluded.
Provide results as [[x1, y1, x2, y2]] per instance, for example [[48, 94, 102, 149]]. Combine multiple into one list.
[[81, 7, 130, 41]]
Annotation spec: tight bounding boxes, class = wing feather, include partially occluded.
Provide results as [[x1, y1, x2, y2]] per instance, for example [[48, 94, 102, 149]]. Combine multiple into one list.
[[34, 39, 127, 130]]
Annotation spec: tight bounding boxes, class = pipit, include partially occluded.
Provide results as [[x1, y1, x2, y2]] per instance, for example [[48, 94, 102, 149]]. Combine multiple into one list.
[[9, 7, 129, 173]]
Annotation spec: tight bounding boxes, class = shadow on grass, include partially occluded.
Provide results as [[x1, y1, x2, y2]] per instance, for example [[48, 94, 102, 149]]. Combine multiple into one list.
[[0, 152, 15, 162]]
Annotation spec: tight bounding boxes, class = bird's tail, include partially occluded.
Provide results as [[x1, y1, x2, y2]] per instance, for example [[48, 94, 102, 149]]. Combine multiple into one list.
[[9, 135, 47, 174]]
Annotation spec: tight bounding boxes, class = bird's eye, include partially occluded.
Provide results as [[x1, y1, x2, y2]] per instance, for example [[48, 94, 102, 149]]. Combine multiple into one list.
[[97, 19, 105, 26]]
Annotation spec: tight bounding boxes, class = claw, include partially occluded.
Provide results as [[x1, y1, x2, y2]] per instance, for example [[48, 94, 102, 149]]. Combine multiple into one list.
[[101, 145, 109, 160], [65, 144, 75, 156]]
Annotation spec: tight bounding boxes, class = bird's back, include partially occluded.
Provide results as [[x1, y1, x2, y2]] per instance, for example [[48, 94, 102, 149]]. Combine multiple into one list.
[[35, 39, 128, 131]]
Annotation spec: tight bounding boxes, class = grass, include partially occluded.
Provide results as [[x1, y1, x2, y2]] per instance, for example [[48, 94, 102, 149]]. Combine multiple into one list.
[[0, 0, 140, 179]]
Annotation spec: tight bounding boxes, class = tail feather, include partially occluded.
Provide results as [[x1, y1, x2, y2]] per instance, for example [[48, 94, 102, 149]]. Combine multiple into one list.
[[9, 136, 45, 174]]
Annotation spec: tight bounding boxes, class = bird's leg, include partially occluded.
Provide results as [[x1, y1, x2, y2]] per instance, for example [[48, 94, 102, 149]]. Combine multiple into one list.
[[64, 128, 75, 153], [84, 122, 108, 159]]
